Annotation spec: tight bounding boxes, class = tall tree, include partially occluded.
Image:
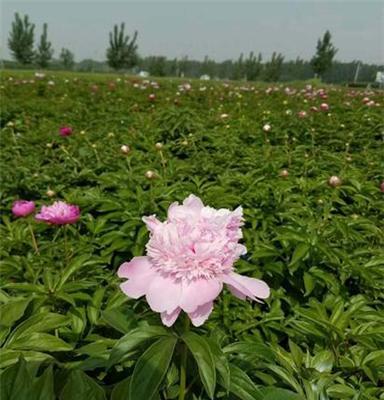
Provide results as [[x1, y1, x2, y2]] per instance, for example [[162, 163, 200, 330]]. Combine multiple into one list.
[[60, 48, 75, 70], [245, 52, 263, 81], [35, 23, 54, 68], [311, 30, 338, 79], [264, 52, 284, 82], [106, 23, 138, 70], [8, 13, 35, 64]]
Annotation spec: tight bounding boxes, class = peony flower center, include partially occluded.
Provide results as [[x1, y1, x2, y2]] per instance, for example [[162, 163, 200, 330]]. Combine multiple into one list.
[[146, 217, 245, 281]]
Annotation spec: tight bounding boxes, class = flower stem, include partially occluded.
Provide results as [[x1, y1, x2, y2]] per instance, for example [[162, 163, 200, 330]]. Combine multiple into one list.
[[63, 225, 69, 266], [28, 221, 39, 255], [178, 315, 190, 400]]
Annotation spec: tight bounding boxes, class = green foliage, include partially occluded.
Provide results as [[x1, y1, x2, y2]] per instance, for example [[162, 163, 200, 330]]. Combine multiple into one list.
[[311, 30, 338, 79], [8, 13, 35, 65], [35, 23, 54, 68], [0, 70, 383, 399], [60, 48, 75, 70], [264, 52, 285, 82], [106, 23, 138, 70]]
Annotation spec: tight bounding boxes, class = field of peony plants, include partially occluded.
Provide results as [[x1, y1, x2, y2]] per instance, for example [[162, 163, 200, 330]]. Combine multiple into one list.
[[0, 71, 383, 400]]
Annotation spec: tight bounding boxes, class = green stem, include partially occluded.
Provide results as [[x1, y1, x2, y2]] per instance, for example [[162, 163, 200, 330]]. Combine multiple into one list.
[[28, 221, 40, 255], [178, 316, 190, 400], [63, 225, 69, 267]]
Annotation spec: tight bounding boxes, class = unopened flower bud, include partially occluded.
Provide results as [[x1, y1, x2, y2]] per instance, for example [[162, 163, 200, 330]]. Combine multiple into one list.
[[145, 170, 156, 179], [279, 169, 289, 178], [121, 145, 131, 155], [155, 142, 163, 150], [263, 124, 271, 132], [46, 189, 56, 197], [328, 176, 342, 187]]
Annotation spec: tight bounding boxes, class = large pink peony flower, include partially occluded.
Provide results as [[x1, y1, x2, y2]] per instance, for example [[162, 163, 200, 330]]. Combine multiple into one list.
[[118, 195, 270, 327], [35, 201, 80, 225], [12, 200, 35, 217]]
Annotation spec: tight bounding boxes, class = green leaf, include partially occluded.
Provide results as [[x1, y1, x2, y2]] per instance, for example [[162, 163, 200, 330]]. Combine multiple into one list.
[[310, 350, 334, 372], [108, 325, 170, 367], [0, 298, 32, 327], [59, 370, 106, 400], [225, 364, 263, 400], [0, 349, 54, 369], [260, 387, 302, 400], [0, 357, 32, 400], [101, 308, 136, 334], [129, 336, 177, 400], [56, 255, 98, 289], [10, 332, 73, 352], [290, 243, 310, 267], [5, 312, 69, 346], [303, 272, 314, 296], [111, 376, 131, 400], [182, 332, 216, 399], [31, 366, 55, 400], [326, 384, 356, 398]]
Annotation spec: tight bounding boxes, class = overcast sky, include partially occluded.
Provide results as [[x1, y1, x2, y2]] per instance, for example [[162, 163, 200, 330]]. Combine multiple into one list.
[[1, 0, 383, 64]]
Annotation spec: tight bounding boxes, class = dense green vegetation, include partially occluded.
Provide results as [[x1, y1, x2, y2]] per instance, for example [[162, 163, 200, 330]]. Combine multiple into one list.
[[0, 71, 383, 399]]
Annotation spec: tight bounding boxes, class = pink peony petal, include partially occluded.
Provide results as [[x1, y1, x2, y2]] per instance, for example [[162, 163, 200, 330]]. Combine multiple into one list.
[[188, 302, 213, 327], [180, 279, 222, 312], [118, 256, 152, 279], [161, 307, 181, 327], [118, 257, 155, 299], [223, 272, 270, 300], [183, 194, 204, 210], [227, 285, 247, 300], [146, 275, 182, 313], [142, 215, 161, 233]]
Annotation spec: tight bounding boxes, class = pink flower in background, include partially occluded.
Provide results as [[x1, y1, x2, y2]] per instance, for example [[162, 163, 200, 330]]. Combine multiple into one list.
[[36, 201, 80, 225], [320, 103, 329, 111], [118, 195, 270, 327], [298, 111, 307, 118], [59, 126, 73, 137], [12, 200, 35, 217]]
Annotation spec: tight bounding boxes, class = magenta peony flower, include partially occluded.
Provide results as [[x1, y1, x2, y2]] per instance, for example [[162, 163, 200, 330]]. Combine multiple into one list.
[[59, 126, 73, 137], [12, 200, 35, 217], [118, 195, 270, 327], [35, 201, 80, 225]]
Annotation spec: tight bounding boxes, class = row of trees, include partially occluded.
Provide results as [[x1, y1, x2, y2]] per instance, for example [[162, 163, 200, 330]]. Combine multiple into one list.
[[8, 13, 74, 69], [103, 23, 337, 80], [8, 12, 377, 83]]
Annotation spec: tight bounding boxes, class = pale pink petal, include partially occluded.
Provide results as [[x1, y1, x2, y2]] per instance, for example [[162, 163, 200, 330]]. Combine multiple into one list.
[[180, 279, 222, 312], [146, 275, 182, 312], [223, 272, 270, 300], [161, 307, 181, 327], [118, 256, 152, 279], [142, 215, 161, 233], [227, 285, 247, 300], [183, 194, 204, 210], [120, 278, 152, 299], [188, 302, 213, 327]]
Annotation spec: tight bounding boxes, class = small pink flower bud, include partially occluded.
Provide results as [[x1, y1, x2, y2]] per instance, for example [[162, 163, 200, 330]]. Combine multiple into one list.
[[279, 169, 289, 178], [12, 200, 35, 217]]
